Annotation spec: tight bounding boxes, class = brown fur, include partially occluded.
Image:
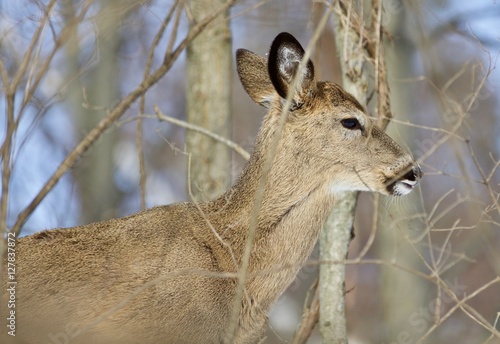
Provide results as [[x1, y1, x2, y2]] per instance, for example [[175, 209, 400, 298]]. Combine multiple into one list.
[[1, 32, 421, 344]]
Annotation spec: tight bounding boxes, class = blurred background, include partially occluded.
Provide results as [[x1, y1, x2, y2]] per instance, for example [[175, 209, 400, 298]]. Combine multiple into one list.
[[1, 0, 499, 343]]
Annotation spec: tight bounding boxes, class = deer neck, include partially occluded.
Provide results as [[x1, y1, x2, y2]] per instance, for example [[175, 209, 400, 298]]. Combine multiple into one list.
[[207, 117, 336, 306]]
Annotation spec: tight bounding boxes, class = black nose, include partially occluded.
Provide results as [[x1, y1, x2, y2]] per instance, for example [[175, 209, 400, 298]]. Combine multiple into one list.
[[404, 165, 423, 181]]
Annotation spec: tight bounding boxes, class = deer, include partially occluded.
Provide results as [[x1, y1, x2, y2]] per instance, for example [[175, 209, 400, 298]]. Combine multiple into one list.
[[1, 32, 421, 344]]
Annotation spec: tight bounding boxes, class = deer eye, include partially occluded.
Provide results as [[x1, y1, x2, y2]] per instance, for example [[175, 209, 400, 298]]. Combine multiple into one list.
[[341, 118, 361, 130]]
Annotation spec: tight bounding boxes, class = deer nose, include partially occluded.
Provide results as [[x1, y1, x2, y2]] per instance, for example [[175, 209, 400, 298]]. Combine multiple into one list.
[[404, 165, 423, 182]]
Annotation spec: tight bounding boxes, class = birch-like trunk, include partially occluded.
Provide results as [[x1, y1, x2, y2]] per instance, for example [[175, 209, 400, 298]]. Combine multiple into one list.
[[186, 0, 232, 202], [319, 2, 375, 343]]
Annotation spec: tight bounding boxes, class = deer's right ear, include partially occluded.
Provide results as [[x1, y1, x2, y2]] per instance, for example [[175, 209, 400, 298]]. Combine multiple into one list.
[[236, 49, 277, 108]]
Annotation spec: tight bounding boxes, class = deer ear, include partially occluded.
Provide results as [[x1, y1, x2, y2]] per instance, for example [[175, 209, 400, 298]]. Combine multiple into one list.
[[236, 49, 277, 108], [268, 32, 315, 108]]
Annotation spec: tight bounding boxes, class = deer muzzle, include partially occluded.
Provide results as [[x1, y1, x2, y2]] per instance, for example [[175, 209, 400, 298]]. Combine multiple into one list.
[[387, 164, 423, 196]]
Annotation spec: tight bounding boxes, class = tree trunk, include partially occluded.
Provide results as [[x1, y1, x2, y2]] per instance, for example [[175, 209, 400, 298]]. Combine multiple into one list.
[[319, 192, 358, 343], [319, 1, 379, 343], [378, 5, 426, 341], [186, 0, 232, 202], [63, 0, 136, 224]]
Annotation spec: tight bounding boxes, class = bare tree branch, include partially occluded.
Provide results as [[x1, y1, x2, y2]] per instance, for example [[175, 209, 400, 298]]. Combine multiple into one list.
[[152, 107, 250, 161]]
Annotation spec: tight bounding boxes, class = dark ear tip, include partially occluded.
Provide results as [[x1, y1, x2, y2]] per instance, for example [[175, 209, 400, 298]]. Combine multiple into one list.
[[272, 32, 303, 50], [275, 32, 294, 40]]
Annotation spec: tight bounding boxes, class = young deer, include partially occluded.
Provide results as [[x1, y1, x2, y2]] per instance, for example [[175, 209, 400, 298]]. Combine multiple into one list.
[[2, 32, 421, 344]]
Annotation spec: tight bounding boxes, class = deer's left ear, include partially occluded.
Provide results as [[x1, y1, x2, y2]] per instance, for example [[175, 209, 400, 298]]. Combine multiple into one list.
[[268, 32, 316, 109]]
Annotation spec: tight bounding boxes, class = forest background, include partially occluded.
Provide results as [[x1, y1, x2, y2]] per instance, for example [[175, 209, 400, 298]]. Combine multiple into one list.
[[1, 0, 499, 343]]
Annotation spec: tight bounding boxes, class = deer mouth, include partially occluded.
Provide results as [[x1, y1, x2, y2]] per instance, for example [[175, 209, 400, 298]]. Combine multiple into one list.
[[386, 165, 423, 196]]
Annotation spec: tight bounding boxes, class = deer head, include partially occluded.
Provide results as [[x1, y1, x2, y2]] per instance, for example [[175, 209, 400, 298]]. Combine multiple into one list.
[[236, 32, 421, 202]]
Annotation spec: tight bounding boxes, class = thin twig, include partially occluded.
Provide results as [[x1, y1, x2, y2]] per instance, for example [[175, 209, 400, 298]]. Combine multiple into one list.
[[417, 277, 500, 343], [151, 107, 250, 160], [0, 0, 58, 237], [0, 76, 15, 236], [18, 2, 91, 126], [186, 154, 239, 270], [357, 193, 379, 259], [416, 55, 492, 165], [137, 0, 180, 209], [292, 278, 320, 344], [165, 0, 186, 62], [466, 140, 500, 216], [10, 0, 57, 89]]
